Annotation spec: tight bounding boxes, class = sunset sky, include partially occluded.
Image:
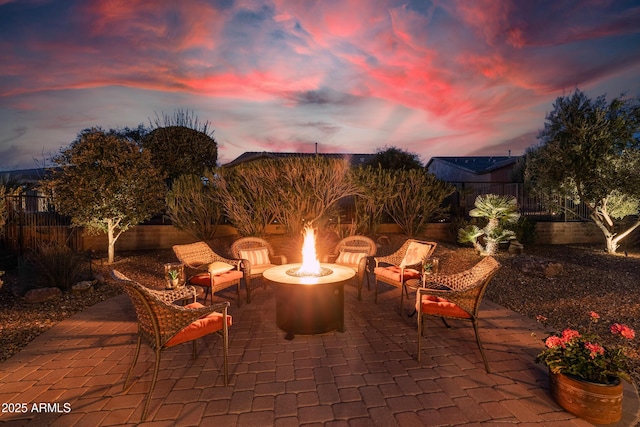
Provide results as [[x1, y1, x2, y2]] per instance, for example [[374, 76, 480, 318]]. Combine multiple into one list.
[[1, 0, 639, 170]]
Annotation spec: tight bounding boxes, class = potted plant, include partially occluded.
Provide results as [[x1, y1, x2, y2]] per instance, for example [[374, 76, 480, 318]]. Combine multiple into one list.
[[535, 311, 635, 424], [166, 269, 180, 288]]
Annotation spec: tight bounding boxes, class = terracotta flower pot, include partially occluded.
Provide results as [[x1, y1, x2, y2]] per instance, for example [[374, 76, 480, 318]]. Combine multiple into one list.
[[549, 369, 623, 424]]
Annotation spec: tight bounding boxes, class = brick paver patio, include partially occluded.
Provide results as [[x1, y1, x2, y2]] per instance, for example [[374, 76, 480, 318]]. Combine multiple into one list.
[[1, 280, 638, 426]]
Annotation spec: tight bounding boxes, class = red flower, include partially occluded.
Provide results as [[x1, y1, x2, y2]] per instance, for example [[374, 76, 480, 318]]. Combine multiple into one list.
[[545, 336, 564, 349], [585, 342, 605, 359], [611, 323, 636, 340], [561, 329, 580, 342], [589, 311, 600, 321]]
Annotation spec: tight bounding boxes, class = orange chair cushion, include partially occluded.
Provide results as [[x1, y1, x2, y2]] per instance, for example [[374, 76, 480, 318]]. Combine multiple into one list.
[[165, 302, 233, 347], [374, 266, 420, 283], [189, 270, 243, 287], [417, 295, 471, 319]]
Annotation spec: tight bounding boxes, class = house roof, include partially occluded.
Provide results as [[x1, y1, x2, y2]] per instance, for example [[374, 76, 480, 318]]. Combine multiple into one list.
[[426, 156, 520, 175], [223, 151, 375, 168], [0, 167, 52, 184]]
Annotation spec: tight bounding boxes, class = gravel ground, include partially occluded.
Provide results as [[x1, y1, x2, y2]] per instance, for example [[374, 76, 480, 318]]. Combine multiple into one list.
[[1, 234, 638, 387]]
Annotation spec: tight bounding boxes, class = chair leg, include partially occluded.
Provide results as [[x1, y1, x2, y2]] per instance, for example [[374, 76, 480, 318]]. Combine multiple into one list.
[[192, 340, 197, 359], [246, 277, 252, 304], [417, 313, 423, 361], [472, 319, 491, 373], [236, 280, 241, 307], [400, 283, 405, 315], [124, 336, 142, 390], [202, 287, 211, 305], [141, 348, 162, 421], [441, 317, 450, 328], [374, 278, 379, 303], [222, 313, 229, 386]]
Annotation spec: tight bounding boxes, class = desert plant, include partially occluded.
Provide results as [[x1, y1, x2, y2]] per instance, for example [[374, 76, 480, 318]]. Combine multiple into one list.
[[217, 163, 278, 236], [166, 170, 222, 241], [383, 169, 454, 237], [25, 243, 88, 292], [458, 194, 520, 255]]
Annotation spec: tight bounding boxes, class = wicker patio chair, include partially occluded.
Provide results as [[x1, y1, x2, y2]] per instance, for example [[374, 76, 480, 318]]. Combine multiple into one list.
[[230, 237, 287, 303], [373, 239, 437, 313], [111, 270, 231, 421], [416, 256, 501, 373], [172, 242, 244, 306], [322, 235, 377, 300]]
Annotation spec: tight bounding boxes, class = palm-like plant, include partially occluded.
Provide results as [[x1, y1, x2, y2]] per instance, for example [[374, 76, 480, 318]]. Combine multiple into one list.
[[458, 194, 520, 255]]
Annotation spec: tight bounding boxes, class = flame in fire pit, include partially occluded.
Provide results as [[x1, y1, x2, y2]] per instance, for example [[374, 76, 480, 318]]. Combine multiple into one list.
[[297, 224, 321, 275]]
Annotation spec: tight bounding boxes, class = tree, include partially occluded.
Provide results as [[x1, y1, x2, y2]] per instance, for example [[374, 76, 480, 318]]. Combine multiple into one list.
[[458, 194, 520, 255], [142, 110, 218, 180], [166, 170, 222, 241], [526, 89, 640, 253], [365, 146, 423, 170], [44, 128, 166, 263]]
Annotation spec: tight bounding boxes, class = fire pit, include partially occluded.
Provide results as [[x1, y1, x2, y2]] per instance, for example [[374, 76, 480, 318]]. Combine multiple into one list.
[[262, 225, 355, 339]]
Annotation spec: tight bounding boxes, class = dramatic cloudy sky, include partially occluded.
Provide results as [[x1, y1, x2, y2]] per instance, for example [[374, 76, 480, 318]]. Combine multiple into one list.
[[1, 0, 639, 170]]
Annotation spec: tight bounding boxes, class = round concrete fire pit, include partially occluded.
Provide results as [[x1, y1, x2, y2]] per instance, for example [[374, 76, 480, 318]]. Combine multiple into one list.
[[263, 263, 355, 339]]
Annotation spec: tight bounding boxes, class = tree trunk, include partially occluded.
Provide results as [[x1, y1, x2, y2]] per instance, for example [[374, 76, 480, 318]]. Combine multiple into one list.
[[107, 222, 115, 264], [591, 214, 640, 254]]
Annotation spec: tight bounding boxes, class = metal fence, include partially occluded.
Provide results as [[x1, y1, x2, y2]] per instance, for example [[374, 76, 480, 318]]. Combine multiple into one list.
[[449, 182, 590, 221], [1, 194, 82, 254]]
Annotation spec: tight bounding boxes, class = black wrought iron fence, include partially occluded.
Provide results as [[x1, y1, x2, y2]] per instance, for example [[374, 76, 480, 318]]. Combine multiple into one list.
[[1, 194, 82, 254], [449, 182, 590, 221]]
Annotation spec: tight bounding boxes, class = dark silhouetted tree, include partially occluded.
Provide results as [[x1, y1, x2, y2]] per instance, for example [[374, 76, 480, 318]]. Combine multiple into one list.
[[142, 110, 218, 180], [365, 146, 423, 170]]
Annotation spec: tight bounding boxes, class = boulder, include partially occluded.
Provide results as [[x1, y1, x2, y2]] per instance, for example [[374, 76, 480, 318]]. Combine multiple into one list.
[[25, 287, 62, 304], [72, 281, 94, 293], [508, 241, 524, 255], [93, 274, 106, 286], [512, 255, 563, 279]]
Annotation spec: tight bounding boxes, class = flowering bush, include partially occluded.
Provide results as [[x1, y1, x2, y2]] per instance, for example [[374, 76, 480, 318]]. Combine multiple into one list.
[[536, 311, 635, 383]]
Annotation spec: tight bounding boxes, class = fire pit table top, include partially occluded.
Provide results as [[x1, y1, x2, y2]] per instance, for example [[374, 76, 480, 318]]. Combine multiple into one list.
[[263, 263, 355, 285]]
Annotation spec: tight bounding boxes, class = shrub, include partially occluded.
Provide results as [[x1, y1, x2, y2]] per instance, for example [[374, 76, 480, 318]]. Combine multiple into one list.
[[513, 216, 537, 245], [25, 243, 88, 292]]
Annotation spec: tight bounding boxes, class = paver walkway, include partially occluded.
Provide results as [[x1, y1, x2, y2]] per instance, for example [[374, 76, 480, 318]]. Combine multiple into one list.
[[1, 281, 638, 426]]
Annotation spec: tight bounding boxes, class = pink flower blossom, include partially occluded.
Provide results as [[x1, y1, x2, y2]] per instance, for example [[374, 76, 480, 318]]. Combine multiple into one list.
[[561, 329, 580, 342], [545, 336, 564, 349], [536, 315, 547, 322], [585, 342, 605, 359], [589, 311, 600, 321], [611, 323, 636, 340]]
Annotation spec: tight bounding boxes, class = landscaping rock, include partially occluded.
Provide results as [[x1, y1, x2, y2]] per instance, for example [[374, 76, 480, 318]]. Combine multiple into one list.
[[72, 281, 94, 293], [24, 287, 62, 304], [508, 241, 524, 255], [93, 274, 106, 286], [544, 262, 563, 278], [512, 255, 563, 278]]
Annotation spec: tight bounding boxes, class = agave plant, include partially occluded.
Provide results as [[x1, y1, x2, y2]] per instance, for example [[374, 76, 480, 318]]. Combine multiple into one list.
[[458, 194, 520, 256]]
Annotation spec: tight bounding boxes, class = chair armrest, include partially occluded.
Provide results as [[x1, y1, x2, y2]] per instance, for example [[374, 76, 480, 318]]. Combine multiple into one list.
[[323, 254, 338, 263], [272, 254, 287, 265], [148, 286, 197, 304]]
